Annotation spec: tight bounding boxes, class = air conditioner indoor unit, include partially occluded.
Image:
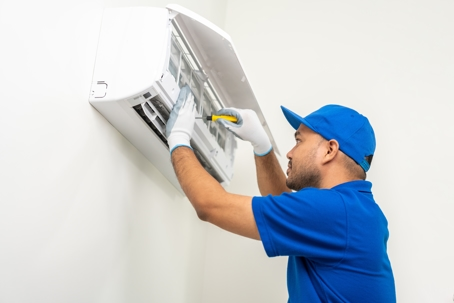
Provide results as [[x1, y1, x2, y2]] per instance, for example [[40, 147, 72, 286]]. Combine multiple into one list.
[[89, 4, 278, 194]]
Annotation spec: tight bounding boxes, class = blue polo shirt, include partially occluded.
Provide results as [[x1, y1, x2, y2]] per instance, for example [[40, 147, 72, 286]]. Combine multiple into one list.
[[252, 180, 395, 303]]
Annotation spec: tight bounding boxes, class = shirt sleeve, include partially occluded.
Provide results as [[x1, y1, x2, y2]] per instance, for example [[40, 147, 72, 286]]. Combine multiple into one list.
[[252, 188, 348, 265]]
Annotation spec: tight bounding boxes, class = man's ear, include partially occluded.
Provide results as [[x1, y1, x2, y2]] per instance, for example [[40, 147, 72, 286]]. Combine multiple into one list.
[[322, 139, 340, 164]]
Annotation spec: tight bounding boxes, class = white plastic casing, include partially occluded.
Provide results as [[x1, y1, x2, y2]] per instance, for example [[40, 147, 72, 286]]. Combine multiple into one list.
[[89, 5, 276, 194]]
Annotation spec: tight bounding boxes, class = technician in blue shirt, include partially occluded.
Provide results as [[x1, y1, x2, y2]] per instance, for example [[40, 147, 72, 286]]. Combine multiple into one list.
[[166, 86, 396, 302]]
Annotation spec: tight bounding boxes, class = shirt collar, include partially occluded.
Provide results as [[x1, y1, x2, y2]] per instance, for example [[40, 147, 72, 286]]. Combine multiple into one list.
[[331, 180, 372, 193]]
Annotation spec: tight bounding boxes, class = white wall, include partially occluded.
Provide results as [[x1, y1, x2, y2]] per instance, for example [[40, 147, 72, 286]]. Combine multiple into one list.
[[0, 1, 227, 303], [201, 0, 454, 302]]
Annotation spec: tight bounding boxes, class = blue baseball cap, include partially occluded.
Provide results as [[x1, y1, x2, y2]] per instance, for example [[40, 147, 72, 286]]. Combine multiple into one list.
[[281, 104, 376, 172]]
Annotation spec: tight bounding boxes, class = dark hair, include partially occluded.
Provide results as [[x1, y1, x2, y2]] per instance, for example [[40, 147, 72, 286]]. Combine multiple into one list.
[[365, 155, 373, 166]]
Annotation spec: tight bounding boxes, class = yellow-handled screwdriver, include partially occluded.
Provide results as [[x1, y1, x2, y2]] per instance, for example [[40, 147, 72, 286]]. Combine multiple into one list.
[[196, 115, 238, 123]]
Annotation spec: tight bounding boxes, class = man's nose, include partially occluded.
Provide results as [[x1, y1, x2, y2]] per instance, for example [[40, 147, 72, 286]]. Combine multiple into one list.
[[286, 147, 293, 160]]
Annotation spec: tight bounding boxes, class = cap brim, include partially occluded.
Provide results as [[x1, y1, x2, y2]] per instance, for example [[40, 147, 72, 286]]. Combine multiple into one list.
[[281, 106, 315, 132]]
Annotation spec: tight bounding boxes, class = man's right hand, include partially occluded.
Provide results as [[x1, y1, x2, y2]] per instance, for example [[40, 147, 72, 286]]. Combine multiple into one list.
[[215, 108, 272, 156]]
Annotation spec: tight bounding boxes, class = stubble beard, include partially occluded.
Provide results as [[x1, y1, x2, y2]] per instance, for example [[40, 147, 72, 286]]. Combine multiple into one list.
[[286, 159, 322, 191]]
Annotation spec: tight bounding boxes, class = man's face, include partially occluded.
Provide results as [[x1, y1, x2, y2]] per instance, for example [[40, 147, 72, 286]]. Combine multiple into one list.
[[286, 124, 325, 191]]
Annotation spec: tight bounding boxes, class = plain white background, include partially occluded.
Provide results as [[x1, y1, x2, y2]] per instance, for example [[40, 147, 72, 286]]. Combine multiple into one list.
[[1, 0, 453, 302]]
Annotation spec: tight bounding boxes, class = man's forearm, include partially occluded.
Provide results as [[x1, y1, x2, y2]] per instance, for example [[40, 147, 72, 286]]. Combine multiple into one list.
[[254, 150, 291, 196], [171, 147, 260, 239], [171, 147, 225, 218]]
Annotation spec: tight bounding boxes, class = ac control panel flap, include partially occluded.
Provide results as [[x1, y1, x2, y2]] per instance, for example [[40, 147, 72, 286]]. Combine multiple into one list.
[[89, 6, 277, 194]]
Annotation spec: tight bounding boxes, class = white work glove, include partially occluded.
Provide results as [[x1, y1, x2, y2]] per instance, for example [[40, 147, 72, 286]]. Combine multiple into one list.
[[215, 108, 272, 156], [165, 85, 196, 154]]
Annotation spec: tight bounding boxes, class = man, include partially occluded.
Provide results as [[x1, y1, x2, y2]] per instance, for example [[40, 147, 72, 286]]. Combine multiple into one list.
[[166, 85, 396, 302]]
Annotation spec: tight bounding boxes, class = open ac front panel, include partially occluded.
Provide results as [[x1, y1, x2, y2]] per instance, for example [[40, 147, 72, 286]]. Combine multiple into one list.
[[89, 5, 276, 195]]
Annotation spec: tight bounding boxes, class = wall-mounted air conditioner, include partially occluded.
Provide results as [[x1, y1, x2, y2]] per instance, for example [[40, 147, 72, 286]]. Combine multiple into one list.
[[89, 4, 277, 194]]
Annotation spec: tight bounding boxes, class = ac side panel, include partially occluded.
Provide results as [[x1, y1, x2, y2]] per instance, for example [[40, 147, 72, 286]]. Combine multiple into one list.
[[90, 7, 170, 102], [89, 7, 182, 192]]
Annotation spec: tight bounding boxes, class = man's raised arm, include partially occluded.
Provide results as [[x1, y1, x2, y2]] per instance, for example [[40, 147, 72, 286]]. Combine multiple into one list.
[[216, 108, 291, 196], [254, 151, 291, 196]]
